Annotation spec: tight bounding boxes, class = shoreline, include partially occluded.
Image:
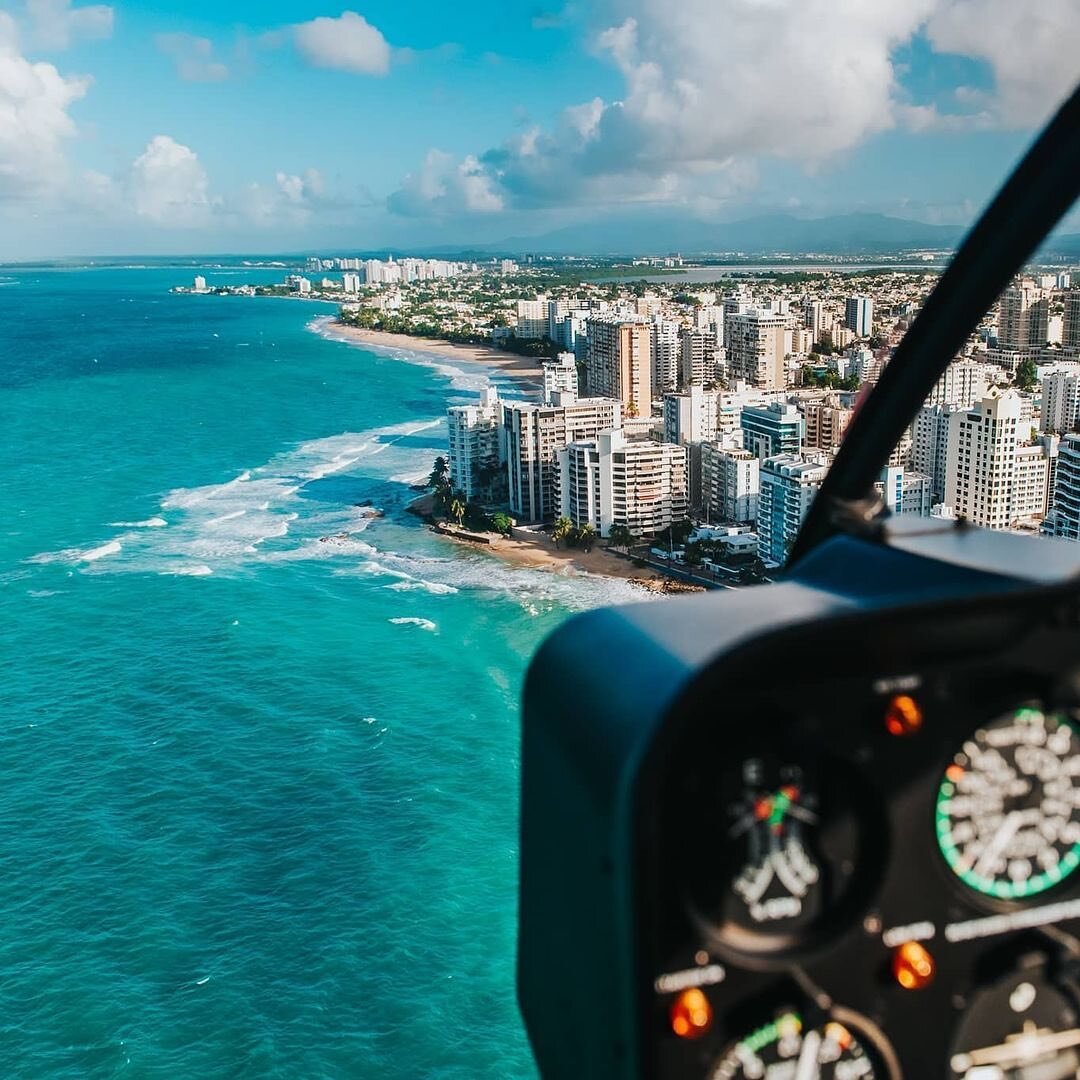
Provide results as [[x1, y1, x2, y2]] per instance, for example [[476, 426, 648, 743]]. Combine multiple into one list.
[[319, 320, 545, 394]]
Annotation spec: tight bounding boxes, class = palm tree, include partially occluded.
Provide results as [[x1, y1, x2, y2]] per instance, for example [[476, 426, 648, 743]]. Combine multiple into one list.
[[577, 523, 597, 552], [449, 492, 467, 527], [429, 456, 449, 489], [552, 516, 573, 549], [608, 524, 633, 552]]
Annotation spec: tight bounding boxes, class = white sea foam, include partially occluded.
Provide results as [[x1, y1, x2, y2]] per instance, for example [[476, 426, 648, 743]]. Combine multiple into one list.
[[166, 565, 213, 577], [384, 580, 458, 595], [82, 540, 122, 562], [108, 517, 167, 528], [389, 617, 437, 631]]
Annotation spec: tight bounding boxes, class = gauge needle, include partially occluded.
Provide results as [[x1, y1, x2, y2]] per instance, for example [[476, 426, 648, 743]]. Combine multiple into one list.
[[972, 811, 1024, 878], [956, 1026, 1080, 1068], [793, 1029, 821, 1080]]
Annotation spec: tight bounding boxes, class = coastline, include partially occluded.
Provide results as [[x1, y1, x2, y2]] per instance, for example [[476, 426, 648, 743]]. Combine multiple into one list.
[[320, 321, 545, 392]]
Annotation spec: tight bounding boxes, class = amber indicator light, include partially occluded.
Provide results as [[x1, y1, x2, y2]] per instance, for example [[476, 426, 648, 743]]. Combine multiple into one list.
[[670, 988, 713, 1039], [885, 694, 923, 737], [892, 941, 935, 990]]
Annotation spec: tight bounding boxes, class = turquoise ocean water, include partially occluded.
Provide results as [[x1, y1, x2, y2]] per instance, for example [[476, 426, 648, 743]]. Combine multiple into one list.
[[0, 267, 642, 1078]]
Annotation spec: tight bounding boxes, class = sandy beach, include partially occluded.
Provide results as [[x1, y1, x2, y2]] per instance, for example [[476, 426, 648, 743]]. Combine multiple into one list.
[[324, 322, 545, 393]]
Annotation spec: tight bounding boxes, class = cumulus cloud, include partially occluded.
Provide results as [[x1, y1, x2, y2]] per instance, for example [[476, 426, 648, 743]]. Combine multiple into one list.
[[241, 167, 329, 224], [25, 0, 114, 51], [0, 32, 90, 198], [388, 149, 504, 217], [387, 0, 1080, 218], [155, 33, 228, 82], [129, 135, 213, 227], [925, 0, 1080, 127], [294, 11, 390, 75]]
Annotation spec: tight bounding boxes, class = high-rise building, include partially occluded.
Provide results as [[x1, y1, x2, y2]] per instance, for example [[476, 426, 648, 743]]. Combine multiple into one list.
[[802, 395, 852, 453], [1064, 291, 1080, 352], [998, 281, 1049, 349], [1042, 369, 1080, 434], [650, 320, 681, 395], [845, 297, 874, 338], [585, 316, 653, 417], [701, 443, 759, 523], [926, 360, 993, 407], [516, 300, 549, 340], [804, 300, 828, 338], [663, 385, 720, 446], [1043, 433, 1080, 541], [741, 402, 804, 460], [679, 328, 721, 388], [447, 387, 502, 501], [542, 353, 579, 404], [726, 311, 791, 390], [556, 430, 688, 538], [910, 403, 964, 501], [341, 273, 360, 294], [944, 388, 1053, 529], [757, 455, 828, 565], [502, 397, 622, 522]]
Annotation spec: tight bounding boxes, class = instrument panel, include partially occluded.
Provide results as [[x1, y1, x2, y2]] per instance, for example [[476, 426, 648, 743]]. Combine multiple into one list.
[[645, 640, 1080, 1079]]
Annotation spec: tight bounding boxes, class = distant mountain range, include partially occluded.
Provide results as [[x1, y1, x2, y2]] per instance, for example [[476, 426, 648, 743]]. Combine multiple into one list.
[[425, 212, 1080, 258]]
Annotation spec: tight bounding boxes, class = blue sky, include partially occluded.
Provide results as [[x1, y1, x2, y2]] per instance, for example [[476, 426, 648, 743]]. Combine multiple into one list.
[[0, 0, 1077, 256]]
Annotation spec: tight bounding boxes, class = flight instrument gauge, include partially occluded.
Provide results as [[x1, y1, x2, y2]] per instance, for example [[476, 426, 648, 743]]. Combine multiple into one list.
[[686, 755, 877, 954], [936, 708, 1080, 901], [711, 1011, 881, 1079], [950, 968, 1080, 1079]]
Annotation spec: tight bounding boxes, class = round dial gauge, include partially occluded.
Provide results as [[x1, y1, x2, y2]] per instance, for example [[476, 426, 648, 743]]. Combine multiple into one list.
[[950, 969, 1080, 1079], [712, 1012, 878, 1079], [936, 708, 1080, 901], [686, 755, 875, 953]]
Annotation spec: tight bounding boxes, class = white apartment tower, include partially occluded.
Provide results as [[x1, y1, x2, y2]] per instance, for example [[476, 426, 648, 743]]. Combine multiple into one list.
[[651, 320, 681, 395], [998, 281, 1049, 349], [679, 328, 722, 388], [502, 397, 622, 522], [944, 388, 1052, 529], [757, 455, 828, 565], [726, 311, 792, 390], [927, 360, 993, 407], [542, 353, 579, 404], [663, 385, 720, 446], [701, 443, 759, 524], [446, 387, 502, 500], [556, 430, 688, 538], [1042, 370, 1080, 434]]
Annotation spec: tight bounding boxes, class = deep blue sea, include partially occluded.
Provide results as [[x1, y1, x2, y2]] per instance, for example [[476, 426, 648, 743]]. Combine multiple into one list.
[[0, 266, 641, 1078]]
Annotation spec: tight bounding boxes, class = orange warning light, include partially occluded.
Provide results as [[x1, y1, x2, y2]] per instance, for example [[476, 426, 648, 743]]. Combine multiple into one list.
[[892, 941, 935, 990], [670, 988, 713, 1039], [885, 695, 923, 737]]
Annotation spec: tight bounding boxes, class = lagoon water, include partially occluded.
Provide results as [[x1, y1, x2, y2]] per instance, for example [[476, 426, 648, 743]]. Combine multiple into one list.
[[0, 267, 641, 1077]]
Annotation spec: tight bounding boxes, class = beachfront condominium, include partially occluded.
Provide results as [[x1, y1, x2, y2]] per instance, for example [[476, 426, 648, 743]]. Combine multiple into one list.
[[503, 397, 622, 522], [585, 316, 653, 417], [725, 310, 792, 390], [845, 296, 874, 338], [556, 429, 688, 539], [542, 353, 579, 404], [1043, 434, 1080, 541], [447, 387, 502, 501], [757, 455, 829, 566]]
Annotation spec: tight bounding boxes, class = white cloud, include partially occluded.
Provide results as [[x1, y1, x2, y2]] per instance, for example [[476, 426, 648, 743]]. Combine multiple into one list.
[[293, 11, 390, 75], [155, 33, 228, 83], [129, 135, 213, 227], [25, 0, 114, 51], [388, 149, 504, 217], [925, 0, 1080, 127], [0, 33, 90, 198]]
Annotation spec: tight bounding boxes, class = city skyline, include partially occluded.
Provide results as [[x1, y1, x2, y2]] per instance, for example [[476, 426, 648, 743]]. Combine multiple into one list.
[[1, 0, 1078, 258]]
